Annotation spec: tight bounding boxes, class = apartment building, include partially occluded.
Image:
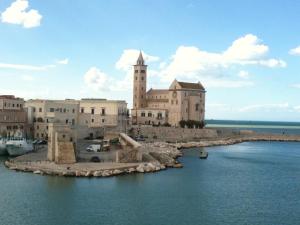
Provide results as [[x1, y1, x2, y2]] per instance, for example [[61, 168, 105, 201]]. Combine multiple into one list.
[[0, 95, 28, 137]]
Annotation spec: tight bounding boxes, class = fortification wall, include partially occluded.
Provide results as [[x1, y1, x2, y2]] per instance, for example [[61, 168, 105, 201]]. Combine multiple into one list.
[[131, 127, 218, 142]]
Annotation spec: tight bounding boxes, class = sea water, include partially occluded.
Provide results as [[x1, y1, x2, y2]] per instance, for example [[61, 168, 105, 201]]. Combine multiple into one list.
[[1, 141, 300, 225]]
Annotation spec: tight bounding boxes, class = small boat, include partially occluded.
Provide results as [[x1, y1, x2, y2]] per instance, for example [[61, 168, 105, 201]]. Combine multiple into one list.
[[0, 138, 7, 155], [199, 149, 208, 159], [6, 137, 33, 157]]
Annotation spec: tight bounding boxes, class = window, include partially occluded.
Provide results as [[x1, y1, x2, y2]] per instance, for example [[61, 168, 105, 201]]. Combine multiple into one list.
[[102, 119, 105, 123], [50, 108, 54, 112], [66, 119, 68, 124], [91, 108, 95, 114], [41, 133, 44, 138], [135, 70, 138, 73], [141, 112, 146, 117], [17, 104, 19, 107], [72, 109, 75, 113], [81, 108, 84, 113], [171, 100, 174, 105], [91, 119, 94, 123], [37, 125, 39, 130], [12, 104, 15, 107], [157, 113, 162, 119], [141, 76, 144, 81], [46, 126, 48, 130], [176, 100, 178, 105], [20, 104, 22, 108], [101, 108, 105, 115], [72, 119, 75, 125], [63, 108, 66, 113], [39, 108, 42, 112], [141, 70, 145, 73], [148, 112, 152, 117], [195, 104, 199, 111]]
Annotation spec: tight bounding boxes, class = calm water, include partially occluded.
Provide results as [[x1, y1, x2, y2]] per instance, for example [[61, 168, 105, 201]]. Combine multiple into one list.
[[206, 119, 300, 134], [1, 141, 300, 225]]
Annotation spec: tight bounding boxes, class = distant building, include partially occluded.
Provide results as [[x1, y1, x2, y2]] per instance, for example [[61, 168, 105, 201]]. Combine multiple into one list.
[[25, 98, 128, 140], [25, 99, 79, 140], [0, 95, 28, 137], [131, 52, 206, 126], [78, 99, 128, 134]]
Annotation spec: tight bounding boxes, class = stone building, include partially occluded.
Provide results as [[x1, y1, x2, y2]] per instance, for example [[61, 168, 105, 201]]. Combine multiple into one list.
[[78, 99, 128, 138], [25, 98, 128, 140], [0, 95, 28, 137], [131, 52, 206, 126], [25, 99, 79, 140]]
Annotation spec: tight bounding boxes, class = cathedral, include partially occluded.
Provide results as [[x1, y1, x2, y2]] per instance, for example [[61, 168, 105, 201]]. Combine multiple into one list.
[[131, 52, 206, 127]]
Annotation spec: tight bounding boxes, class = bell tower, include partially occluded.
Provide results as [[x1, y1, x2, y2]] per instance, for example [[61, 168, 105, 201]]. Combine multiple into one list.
[[133, 51, 147, 109]]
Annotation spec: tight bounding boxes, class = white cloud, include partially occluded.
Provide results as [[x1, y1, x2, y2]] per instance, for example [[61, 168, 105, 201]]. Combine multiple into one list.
[[1, 0, 42, 28], [223, 34, 268, 61], [84, 67, 109, 91], [289, 46, 300, 56], [57, 58, 69, 65], [291, 83, 300, 88], [116, 49, 159, 71], [0, 62, 55, 71], [238, 70, 250, 79], [203, 78, 254, 88], [21, 74, 34, 81], [84, 66, 133, 93], [159, 34, 286, 83]]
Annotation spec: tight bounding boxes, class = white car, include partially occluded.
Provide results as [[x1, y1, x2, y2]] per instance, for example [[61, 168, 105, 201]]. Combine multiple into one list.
[[86, 144, 101, 152]]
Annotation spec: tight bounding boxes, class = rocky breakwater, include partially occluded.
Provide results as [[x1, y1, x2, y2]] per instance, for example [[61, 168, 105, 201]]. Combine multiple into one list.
[[172, 133, 300, 149], [140, 142, 183, 169]]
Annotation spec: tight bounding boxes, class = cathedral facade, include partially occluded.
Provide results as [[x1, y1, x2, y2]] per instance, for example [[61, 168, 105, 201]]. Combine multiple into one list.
[[131, 52, 206, 127]]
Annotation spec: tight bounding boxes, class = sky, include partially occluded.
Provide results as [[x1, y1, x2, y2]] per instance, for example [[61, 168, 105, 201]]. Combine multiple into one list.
[[0, 0, 300, 122]]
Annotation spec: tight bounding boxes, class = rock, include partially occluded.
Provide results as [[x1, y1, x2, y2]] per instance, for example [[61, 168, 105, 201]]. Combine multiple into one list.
[[113, 169, 123, 175], [93, 171, 102, 177], [33, 170, 41, 174], [102, 170, 112, 177], [62, 171, 75, 176], [173, 163, 183, 168], [85, 171, 93, 177], [128, 167, 136, 173], [136, 164, 145, 173], [145, 163, 156, 172], [155, 166, 161, 171], [149, 152, 176, 166], [160, 165, 166, 170]]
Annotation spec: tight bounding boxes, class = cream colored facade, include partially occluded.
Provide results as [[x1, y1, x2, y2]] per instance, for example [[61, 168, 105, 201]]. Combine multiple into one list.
[[25, 98, 128, 139], [131, 52, 206, 126], [78, 99, 128, 137], [0, 95, 28, 137], [25, 99, 79, 139]]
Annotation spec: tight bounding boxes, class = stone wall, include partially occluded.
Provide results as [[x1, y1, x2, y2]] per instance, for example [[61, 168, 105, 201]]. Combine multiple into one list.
[[131, 126, 218, 142], [116, 149, 142, 163], [55, 142, 76, 164]]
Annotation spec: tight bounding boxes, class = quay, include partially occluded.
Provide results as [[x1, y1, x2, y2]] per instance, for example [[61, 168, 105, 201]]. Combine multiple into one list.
[[4, 130, 300, 178]]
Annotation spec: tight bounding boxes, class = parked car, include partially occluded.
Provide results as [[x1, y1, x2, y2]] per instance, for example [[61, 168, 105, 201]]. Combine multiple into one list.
[[37, 140, 47, 145], [135, 135, 145, 142], [86, 144, 101, 152]]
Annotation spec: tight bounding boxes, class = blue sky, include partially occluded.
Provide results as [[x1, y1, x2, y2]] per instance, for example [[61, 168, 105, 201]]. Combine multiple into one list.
[[0, 0, 300, 121]]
